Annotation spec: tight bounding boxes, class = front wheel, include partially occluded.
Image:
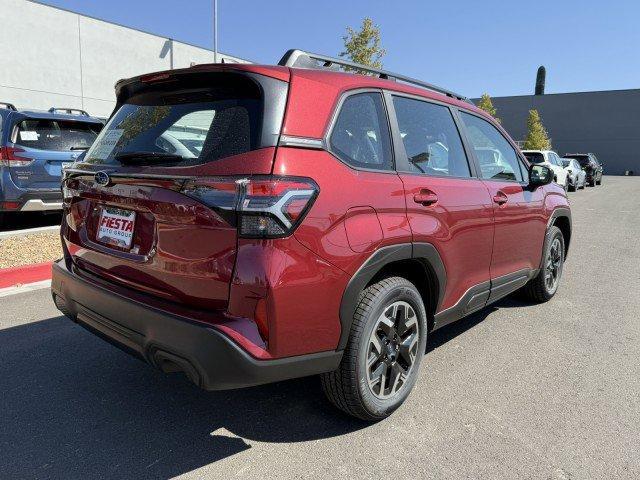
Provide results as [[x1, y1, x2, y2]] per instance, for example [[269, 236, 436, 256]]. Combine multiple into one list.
[[522, 226, 565, 303], [321, 277, 428, 421]]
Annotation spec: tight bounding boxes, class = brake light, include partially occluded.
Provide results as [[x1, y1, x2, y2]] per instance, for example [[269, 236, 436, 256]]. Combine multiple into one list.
[[0, 146, 33, 166], [181, 176, 318, 238]]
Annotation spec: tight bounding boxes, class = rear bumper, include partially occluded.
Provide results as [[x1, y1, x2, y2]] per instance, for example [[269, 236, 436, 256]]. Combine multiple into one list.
[[0, 175, 62, 211], [51, 259, 341, 390], [20, 198, 63, 211]]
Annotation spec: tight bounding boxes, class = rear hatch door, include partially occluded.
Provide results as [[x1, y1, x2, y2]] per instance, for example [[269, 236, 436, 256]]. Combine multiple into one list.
[[62, 67, 289, 310]]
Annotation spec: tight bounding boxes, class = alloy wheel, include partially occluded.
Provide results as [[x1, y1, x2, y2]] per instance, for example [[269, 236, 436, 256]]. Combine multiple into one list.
[[545, 237, 563, 292], [366, 301, 420, 399]]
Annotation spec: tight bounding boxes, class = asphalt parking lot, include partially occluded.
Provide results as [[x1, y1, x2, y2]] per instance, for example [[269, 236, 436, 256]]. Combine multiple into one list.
[[1, 176, 638, 479]]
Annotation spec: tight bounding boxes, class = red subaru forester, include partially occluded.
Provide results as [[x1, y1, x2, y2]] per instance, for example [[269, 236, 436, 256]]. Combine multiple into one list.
[[52, 50, 571, 420]]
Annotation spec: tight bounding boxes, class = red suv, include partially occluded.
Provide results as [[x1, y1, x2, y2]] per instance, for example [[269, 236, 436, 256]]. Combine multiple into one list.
[[52, 50, 571, 420]]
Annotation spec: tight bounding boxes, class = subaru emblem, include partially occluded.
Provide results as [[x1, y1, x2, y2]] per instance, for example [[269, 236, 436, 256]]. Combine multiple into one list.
[[95, 171, 110, 186]]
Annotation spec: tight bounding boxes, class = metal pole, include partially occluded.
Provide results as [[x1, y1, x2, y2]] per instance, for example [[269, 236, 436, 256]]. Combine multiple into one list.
[[213, 0, 218, 63]]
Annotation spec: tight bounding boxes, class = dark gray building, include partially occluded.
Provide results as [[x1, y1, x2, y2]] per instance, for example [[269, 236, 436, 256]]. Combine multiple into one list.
[[478, 89, 640, 175]]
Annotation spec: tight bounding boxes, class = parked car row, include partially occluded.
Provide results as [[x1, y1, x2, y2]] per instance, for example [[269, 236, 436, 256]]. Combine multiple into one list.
[[521, 149, 604, 191]]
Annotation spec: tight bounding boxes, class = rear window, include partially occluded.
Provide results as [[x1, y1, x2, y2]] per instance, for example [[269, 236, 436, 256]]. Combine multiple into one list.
[[564, 155, 589, 166], [14, 119, 102, 151], [84, 72, 284, 167], [523, 152, 544, 164]]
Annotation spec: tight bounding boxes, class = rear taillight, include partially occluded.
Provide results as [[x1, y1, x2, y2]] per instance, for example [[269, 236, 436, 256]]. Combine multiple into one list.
[[0, 146, 33, 166], [0, 201, 21, 210], [182, 176, 318, 238]]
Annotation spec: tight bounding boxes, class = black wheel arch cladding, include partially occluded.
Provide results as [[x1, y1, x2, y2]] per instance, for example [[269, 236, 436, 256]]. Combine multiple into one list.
[[338, 242, 445, 351]]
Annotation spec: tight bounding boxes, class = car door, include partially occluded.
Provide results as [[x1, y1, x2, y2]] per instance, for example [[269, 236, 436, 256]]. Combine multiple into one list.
[[458, 110, 546, 296], [387, 93, 494, 318]]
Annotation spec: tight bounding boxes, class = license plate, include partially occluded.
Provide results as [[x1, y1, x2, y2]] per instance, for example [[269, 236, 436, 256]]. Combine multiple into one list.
[[97, 207, 136, 249]]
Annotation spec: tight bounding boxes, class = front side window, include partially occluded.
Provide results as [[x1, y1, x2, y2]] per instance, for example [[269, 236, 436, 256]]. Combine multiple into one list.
[[329, 92, 393, 171], [392, 96, 470, 177], [14, 119, 102, 151], [460, 112, 524, 182]]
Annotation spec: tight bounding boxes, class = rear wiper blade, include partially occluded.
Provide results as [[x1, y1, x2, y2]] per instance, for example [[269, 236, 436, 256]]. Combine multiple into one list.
[[70, 146, 90, 151], [115, 151, 183, 165]]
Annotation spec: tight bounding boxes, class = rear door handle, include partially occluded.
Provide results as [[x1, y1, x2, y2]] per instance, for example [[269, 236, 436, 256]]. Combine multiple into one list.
[[413, 189, 438, 206], [493, 191, 508, 205]]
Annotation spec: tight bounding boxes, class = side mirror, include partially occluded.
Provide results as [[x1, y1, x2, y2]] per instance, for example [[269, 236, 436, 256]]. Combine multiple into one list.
[[529, 164, 553, 187]]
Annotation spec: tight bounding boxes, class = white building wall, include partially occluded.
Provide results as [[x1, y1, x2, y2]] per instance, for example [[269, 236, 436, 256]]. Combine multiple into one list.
[[0, 0, 249, 117]]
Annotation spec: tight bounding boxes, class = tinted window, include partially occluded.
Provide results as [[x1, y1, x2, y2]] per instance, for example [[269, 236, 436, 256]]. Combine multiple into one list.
[[461, 113, 523, 182], [15, 119, 101, 151], [84, 73, 277, 167], [523, 152, 544, 164], [564, 155, 589, 167], [392, 96, 470, 177], [329, 93, 393, 171]]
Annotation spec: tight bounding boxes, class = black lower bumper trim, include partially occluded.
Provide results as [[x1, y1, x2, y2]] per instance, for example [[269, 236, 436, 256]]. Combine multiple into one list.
[[51, 260, 342, 390]]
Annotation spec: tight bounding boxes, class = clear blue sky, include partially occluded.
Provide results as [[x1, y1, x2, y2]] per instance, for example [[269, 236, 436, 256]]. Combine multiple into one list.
[[38, 0, 640, 98]]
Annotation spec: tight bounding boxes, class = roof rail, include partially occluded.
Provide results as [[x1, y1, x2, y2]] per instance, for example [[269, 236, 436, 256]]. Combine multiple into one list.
[[48, 107, 89, 116], [278, 49, 471, 103], [0, 102, 17, 111]]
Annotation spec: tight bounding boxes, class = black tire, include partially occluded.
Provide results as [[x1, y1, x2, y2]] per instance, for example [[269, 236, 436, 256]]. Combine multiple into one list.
[[321, 276, 428, 421], [589, 178, 595, 187], [568, 182, 576, 192], [596, 176, 602, 185], [522, 226, 565, 303]]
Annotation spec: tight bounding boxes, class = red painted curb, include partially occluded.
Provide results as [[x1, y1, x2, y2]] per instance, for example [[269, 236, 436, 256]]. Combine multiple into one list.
[[0, 262, 53, 289]]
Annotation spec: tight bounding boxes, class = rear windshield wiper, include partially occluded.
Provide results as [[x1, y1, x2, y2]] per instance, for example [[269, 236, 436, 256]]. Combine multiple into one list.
[[114, 151, 184, 166], [70, 146, 90, 151]]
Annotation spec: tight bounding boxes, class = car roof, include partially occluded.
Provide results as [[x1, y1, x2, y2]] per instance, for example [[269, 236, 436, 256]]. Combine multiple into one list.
[[8, 109, 104, 123], [115, 62, 486, 116]]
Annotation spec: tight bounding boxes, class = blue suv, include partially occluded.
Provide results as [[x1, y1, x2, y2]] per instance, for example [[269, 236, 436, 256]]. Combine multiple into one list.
[[0, 103, 103, 227]]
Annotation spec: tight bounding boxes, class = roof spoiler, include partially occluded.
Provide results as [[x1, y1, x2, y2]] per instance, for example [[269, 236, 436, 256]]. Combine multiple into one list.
[[48, 107, 89, 116], [0, 102, 17, 111], [278, 49, 473, 104]]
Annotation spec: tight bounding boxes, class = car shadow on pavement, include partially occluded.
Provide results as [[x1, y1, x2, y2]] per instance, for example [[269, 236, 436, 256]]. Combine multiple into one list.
[[1, 296, 537, 479], [0, 212, 61, 232], [0, 315, 365, 479], [426, 296, 535, 353]]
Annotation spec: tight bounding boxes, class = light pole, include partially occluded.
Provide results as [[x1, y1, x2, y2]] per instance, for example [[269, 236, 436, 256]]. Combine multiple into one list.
[[213, 0, 218, 63]]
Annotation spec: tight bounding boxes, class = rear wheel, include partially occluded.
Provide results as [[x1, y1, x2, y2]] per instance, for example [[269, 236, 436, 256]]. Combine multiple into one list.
[[321, 277, 427, 421], [522, 226, 565, 303]]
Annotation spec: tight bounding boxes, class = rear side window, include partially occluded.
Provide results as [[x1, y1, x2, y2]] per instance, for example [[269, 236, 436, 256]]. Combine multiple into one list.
[[14, 119, 102, 151], [461, 112, 524, 182], [84, 72, 286, 166], [392, 96, 470, 177], [329, 92, 393, 171]]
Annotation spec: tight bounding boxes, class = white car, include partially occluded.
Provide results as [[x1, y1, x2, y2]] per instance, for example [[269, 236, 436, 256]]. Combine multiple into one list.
[[521, 150, 569, 190], [561, 157, 587, 191]]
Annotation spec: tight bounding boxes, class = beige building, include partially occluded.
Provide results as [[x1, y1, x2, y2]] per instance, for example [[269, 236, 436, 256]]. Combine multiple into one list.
[[0, 0, 249, 117]]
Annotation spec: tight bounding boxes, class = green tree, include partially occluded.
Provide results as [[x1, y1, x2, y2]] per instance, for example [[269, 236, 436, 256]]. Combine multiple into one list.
[[523, 109, 551, 150], [477, 93, 501, 123], [340, 17, 386, 69]]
